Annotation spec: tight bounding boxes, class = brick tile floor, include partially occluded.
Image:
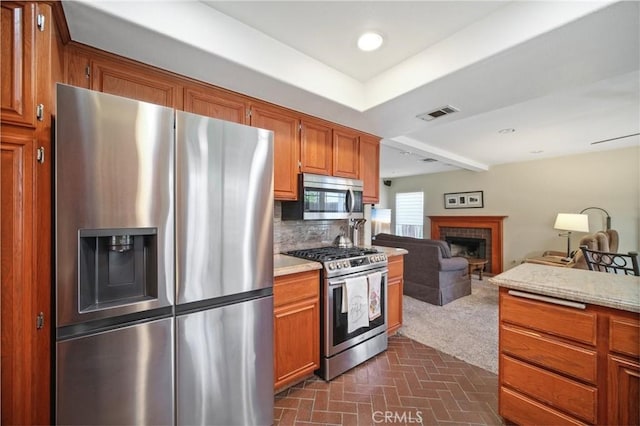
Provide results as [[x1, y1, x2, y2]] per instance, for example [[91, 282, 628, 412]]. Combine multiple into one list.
[[274, 335, 503, 425]]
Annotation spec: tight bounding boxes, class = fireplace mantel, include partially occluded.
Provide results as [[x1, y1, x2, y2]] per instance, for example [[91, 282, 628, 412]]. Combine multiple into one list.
[[429, 215, 507, 274]]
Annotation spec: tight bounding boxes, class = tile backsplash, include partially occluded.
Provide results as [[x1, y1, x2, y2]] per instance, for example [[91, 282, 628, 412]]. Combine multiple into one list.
[[274, 201, 349, 253]]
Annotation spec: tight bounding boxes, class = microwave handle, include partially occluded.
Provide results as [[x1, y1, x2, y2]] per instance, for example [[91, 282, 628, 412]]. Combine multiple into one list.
[[347, 188, 355, 213]]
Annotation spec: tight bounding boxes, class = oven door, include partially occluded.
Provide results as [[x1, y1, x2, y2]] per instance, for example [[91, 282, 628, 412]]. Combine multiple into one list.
[[324, 268, 388, 357]]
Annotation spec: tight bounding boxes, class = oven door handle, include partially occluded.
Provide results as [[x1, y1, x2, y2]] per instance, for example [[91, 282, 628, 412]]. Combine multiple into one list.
[[328, 269, 388, 287]]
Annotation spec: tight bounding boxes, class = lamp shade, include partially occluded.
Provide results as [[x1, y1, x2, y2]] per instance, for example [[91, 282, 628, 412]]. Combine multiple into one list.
[[554, 213, 589, 232]]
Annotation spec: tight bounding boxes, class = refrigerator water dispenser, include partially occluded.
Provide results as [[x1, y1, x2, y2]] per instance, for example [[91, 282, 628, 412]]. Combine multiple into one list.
[[78, 228, 158, 312]]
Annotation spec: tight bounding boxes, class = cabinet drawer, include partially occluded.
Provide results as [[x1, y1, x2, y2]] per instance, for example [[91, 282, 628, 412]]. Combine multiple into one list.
[[501, 324, 597, 384], [610, 316, 640, 358], [501, 355, 597, 423], [274, 270, 319, 308], [501, 291, 597, 346], [388, 256, 403, 280], [500, 387, 587, 426]]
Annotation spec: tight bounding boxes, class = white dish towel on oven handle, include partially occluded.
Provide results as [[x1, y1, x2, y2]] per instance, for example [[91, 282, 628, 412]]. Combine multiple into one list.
[[341, 276, 369, 333], [368, 271, 382, 321]]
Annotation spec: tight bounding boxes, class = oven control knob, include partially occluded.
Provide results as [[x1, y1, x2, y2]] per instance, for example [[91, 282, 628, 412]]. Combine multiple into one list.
[[328, 262, 335, 270], [381, 255, 386, 261], [373, 255, 380, 262], [343, 261, 350, 268]]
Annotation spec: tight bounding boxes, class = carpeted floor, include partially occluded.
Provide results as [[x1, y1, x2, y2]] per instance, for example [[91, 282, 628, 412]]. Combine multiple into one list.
[[399, 279, 499, 374]]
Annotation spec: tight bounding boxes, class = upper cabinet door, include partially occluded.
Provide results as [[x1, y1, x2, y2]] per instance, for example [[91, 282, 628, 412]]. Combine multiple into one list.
[[333, 128, 359, 179], [91, 57, 179, 107], [183, 85, 249, 124], [1, 2, 36, 128], [250, 103, 300, 200], [359, 135, 380, 204], [300, 118, 332, 176]]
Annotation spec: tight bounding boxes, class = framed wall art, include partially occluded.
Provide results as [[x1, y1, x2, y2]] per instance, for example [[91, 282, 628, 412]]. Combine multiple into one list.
[[444, 191, 484, 209]]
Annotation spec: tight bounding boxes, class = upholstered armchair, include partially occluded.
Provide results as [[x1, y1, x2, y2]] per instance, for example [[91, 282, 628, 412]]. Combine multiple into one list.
[[526, 230, 619, 270]]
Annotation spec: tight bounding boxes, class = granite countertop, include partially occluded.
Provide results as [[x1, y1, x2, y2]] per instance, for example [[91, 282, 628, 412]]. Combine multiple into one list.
[[274, 254, 322, 277], [274, 246, 407, 277], [370, 245, 409, 257], [489, 263, 640, 313]]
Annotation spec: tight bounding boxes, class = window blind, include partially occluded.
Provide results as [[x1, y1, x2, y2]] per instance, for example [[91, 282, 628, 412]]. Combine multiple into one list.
[[395, 192, 424, 237]]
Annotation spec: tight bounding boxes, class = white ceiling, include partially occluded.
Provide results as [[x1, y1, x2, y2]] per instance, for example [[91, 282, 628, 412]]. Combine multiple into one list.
[[62, 1, 640, 178]]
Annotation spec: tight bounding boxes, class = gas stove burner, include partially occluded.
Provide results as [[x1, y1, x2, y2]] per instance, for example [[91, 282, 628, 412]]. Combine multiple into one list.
[[286, 246, 387, 277], [286, 246, 379, 262]]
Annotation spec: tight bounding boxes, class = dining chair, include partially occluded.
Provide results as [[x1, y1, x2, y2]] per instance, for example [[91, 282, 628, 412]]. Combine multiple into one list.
[[579, 246, 639, 276]]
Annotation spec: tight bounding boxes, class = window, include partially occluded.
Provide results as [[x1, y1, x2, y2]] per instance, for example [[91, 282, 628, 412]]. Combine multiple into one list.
[[395, 192, 424, 238]]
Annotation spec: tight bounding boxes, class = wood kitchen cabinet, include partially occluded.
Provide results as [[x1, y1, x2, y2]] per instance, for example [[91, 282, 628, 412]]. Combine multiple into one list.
[[273, 270, 320, 391], [65, 45, 181, 109], [386, 255, 404, 335], [607, 314, 640, 426], [64, 43, 384, 202], [1, 2, 37, 128], [359, 134, 380, 204], [498, 288, 640, 426], [90, 56, 181, 108], [332, 127, 359, 179], [66, 45, 181, 108], [250, 102, 300, 200], [183, 83, 249, 124], [300, 117, 333, 176], [1, 2, 62, 423]]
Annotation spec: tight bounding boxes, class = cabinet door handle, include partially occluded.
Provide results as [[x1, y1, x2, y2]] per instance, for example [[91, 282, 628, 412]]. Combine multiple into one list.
[[508, 290, 586, 310]]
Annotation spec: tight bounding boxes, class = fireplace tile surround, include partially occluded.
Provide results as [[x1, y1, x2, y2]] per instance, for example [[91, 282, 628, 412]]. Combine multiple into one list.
[[429, 216, 507, 274]]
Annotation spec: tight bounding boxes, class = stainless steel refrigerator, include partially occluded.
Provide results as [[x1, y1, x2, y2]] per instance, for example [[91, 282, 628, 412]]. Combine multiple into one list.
[[55, 84, 274, 425]]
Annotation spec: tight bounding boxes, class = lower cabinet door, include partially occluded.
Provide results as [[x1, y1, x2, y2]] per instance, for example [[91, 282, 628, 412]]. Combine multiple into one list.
[[608, 355, 640, 426], [274, 297, 320, 389], [387, 277, 403, 335]]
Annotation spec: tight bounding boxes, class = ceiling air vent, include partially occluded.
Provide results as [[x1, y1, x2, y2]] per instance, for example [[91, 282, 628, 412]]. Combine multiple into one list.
[[416, 105, 459, 121], [421, 158, 438, 163]]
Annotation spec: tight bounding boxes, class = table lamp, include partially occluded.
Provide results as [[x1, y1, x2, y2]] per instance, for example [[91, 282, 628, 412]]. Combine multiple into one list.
[[554, 213, 590, 258]]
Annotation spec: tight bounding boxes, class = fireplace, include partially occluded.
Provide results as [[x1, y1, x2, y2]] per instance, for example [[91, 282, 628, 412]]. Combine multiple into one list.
[[445, 236, 487, 259], [429, 216, 507, 274]]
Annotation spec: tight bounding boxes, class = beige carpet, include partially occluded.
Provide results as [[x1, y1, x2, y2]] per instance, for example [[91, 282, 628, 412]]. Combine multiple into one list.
[[399, 279, 499, 374]]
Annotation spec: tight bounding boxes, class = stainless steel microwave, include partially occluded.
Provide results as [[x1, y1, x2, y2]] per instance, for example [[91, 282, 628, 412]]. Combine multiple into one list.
[[281, 173, 364, 220]]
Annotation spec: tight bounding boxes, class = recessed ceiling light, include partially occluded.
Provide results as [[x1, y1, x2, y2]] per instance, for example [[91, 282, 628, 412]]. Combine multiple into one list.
[[530, 150, 544, 154], [357, 32, 383, 51], [498, 128, 515, 134]]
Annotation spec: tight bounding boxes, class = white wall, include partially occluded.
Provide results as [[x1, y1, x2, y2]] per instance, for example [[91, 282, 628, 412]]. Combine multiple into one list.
[[377, 146, 639, 270]]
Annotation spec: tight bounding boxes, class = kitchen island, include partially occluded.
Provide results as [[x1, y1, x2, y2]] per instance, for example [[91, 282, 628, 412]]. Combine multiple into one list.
[[489, 263, 639, 426]]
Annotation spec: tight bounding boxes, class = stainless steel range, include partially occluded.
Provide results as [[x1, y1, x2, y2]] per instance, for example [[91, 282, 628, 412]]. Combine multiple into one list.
[[286, 247, 388, 380]]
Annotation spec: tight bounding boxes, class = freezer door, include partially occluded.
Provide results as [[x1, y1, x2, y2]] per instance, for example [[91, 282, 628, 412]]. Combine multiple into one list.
[[176, 111, 273, 304], [177, 296, 274, 425], [56, 317, 174, 425]]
